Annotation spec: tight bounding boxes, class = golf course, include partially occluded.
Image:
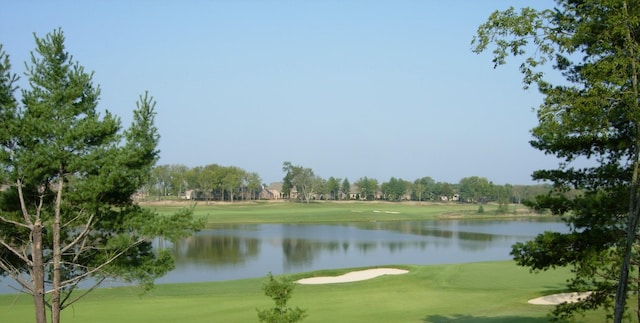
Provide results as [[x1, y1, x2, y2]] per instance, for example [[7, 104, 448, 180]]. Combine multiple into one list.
[[0, 202, 612, 322]]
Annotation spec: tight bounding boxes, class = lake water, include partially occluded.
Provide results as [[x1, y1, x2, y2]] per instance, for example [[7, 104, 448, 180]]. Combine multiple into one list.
[[0, 218, 566, 294], [156, 218, 566, 284]]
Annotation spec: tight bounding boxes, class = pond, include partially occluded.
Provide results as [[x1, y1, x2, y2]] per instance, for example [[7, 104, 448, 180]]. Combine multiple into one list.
[[155, 218, 566, 285], [0, 218, 566, 294]]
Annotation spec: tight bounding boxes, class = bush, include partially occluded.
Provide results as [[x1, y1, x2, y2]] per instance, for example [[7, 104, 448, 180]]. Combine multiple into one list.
[[257, 273, 307, 323]]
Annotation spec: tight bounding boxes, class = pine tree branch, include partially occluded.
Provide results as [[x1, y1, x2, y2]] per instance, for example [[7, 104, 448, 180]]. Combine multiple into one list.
[[0, 239, 31, 264], [60, 213, 94, 255], [0, 214, 31, 229], [58, 238, 145, 287], [15, 179, 33, 226], [0, 258, 34, 293]]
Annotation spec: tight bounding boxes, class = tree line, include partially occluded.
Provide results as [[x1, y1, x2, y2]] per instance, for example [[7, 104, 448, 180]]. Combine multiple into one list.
[[146, 161, 553, 204]]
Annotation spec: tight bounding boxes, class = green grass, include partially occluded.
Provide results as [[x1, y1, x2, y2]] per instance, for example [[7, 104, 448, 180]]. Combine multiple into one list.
[[145, 200, 534, 225], [0, 261, 608, 322]]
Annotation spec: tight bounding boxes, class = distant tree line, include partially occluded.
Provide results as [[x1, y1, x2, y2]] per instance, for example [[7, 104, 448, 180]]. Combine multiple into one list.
[[144, 161, 552, 204]]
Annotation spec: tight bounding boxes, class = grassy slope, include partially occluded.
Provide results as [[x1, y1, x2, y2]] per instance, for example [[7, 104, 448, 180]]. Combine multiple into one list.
[[0, 261, 608, 322]]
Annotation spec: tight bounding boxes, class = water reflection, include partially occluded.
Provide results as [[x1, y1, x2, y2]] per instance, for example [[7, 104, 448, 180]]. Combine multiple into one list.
[[154, 218, 566, 286], [174, 234, 260, 267], [0, 218, 567, 293]]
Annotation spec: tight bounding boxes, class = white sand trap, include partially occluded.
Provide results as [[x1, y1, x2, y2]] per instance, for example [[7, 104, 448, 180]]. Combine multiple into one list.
[[296, 268, 409, 285], [528, 292, 593, 305]]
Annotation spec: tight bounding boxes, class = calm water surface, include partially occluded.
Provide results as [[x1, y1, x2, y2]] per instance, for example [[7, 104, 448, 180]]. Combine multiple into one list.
[[156, 218, 566, 285], [0, 218, 566, 294]]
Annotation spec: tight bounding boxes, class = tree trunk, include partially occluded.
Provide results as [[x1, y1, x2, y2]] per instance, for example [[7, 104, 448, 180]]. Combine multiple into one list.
[[31, 221, 47, 323], [614, 5, 640, 320], [51, 177, 64, 323]]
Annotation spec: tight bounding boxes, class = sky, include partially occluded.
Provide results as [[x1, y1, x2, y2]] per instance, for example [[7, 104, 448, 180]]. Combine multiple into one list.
[[0, 0, 561, 185]]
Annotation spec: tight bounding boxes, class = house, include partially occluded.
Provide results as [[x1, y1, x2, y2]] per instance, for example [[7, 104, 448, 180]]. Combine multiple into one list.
[[260, 183, 282, 200]]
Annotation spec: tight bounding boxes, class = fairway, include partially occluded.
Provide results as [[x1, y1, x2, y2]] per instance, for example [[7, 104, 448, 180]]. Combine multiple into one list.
[[0, 261, 608, 322], [144, 200, 533, 225]]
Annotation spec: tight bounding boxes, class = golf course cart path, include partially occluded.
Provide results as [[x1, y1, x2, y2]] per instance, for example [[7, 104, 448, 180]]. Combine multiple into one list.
[[296, 268, 408, 285], [528, 291, 593, 305]]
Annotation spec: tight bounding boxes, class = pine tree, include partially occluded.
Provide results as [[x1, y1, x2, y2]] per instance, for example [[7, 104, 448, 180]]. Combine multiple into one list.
[[0, 29, 204, 323]]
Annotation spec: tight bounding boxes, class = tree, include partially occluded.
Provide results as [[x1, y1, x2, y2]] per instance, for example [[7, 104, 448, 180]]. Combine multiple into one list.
[[355, 177, 378, 200], [256, 273, 307, 323], [150, 164, 172, 198], [221, 166, 243, 201], [199, 164, 221, 201], [281, 162, 321, 204], [282, 161, 295, 199], [326, 177, 340, 200], [458, 176, 491, 203], [341, 178, 351, 200], [167, 164, 189, 197], [244, 171, 262, 201], [473, 2, 640, 321], [0, 30, 203, 323], [434, 182, 454, 201], [293, 168, 318, 204], [381, 177, 408, 201], [413, 176, 435, 201]]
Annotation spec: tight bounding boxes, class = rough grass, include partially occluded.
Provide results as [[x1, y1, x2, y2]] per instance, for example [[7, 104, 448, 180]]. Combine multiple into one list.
[[0, 261, 610, 322]]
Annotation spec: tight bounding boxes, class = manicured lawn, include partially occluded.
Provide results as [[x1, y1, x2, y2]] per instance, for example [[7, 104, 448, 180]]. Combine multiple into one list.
[[145, 200, 534, 225], [0, 261, 609, 322]]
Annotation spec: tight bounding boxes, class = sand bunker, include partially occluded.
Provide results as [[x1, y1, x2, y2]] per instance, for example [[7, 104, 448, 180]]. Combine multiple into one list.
[[296, 268, 408, 285], [528, 292, 593, 305]]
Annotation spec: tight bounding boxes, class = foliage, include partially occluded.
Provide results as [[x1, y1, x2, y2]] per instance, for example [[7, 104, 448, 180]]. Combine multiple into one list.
[[380, 177, 408, 201], [148, 165, 552, 204], [340, 178, 351, 200], [0, 29, 204, 323], [355, 177, 379, 200], [477, 205, 484, 214], [412, 176, 435, 201], [282, 162, 322, 204], [473, 1, 640, 321], [256, 273, 307, 323], [458, 176, 492, 203], [325, 176, 340, 200]]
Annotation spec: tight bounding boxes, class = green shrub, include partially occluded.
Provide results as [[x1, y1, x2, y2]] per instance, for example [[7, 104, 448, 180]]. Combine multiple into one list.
[[257, 273, 307, 323]]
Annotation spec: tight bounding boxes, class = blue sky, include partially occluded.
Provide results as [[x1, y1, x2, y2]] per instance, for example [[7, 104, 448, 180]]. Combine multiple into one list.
[[1, 1, 560, 185]]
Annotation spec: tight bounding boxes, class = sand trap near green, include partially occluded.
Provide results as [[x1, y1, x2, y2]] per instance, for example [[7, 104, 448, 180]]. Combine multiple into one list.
[[296, 268, 408, 284], [528, 291, 593, 305]]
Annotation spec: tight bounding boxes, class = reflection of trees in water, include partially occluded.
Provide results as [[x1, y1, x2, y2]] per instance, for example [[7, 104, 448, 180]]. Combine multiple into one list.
[[382, 240, 429, 253], [456, 231, 501, 251], [353, 221, 456, 238], [353, 221, 516, 252], [173, 235, 259, 266], [356, 242, 377, 254], [282, 239, 319, 268], [281, 239, 346, 269], [170, 222, 523, 271]]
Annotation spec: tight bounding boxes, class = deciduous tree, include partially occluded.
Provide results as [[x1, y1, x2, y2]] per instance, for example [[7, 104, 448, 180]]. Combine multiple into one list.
[[341, 178, 351, 200], [326, 177, 340, 200], [355, 177, 378, 201]]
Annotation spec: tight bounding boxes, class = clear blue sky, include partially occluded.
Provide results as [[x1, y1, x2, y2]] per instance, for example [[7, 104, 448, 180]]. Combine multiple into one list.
[[1, 1, 560, 185]]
